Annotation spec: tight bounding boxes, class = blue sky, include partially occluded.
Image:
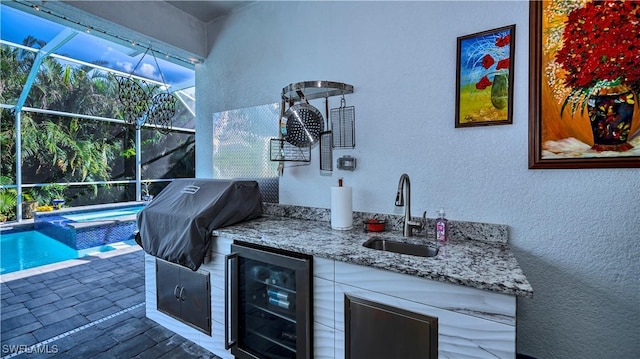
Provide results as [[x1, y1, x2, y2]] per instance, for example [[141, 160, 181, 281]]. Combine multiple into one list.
[[458, 28, 511, 86], [1, 4, 194, 86]]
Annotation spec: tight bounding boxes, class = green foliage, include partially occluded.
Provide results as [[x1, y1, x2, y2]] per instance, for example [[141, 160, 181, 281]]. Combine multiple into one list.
[[121, 147, 136, 158], [0, 120, 16, 182], [2, 42, 122, 186], [0, 176, 16, 221], [1, 37, 195, 212], [30, 184, 68, 205], [0, 189, 17, 221]]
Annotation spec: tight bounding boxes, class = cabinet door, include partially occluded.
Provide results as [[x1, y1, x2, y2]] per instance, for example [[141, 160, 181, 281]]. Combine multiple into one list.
[[156, 259, 181, 319], [345, 294, 437, 359], [336, 282, 516, 359], [179, 267, 211, 335]]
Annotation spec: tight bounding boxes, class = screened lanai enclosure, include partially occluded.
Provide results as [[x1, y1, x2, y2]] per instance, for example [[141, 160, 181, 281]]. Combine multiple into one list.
[[0, 3, 196, 222]]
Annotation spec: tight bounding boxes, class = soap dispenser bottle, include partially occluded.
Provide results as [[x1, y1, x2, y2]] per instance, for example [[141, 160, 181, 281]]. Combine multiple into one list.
[[435, 208, 449, 244]]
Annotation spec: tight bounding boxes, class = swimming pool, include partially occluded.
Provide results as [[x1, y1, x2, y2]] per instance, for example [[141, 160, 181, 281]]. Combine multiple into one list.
[[0, 229, 136, 274]]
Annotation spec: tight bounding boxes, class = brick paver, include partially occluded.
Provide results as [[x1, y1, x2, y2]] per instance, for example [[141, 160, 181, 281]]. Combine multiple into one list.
[[0, 248, 221, 358]]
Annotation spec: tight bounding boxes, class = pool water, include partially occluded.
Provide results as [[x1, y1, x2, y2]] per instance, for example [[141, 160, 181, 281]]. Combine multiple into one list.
[[0, 230, 136, 274], [61, 205, 144, 222]]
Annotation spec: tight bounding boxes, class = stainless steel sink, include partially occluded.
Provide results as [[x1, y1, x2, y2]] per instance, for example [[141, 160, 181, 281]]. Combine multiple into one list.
[[362, 238, 438, 258]]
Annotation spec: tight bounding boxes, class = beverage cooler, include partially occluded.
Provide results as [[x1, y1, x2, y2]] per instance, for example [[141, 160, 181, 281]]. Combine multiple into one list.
[[225, 241, 313, 359]]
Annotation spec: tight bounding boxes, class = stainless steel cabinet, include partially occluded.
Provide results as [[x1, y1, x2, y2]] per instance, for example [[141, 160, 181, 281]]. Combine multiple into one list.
[[156, 258, 211, 335], [345, 294, 438, 359]]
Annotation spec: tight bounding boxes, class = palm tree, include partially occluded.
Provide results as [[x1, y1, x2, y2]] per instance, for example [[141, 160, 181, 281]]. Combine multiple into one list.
[[1, 35, 195, 219], [2, 39, 121, 206]]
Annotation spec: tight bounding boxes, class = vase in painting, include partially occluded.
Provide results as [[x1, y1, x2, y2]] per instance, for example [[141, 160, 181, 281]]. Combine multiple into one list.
[[491, 73, 508, 110], [586, 85, 635, 152]]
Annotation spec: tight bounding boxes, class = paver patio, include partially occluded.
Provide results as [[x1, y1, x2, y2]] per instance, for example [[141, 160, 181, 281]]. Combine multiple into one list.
[[1, 247, 221, 359]]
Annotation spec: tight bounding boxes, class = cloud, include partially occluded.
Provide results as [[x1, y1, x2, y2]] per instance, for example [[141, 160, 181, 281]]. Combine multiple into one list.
[[116, 61, 134, 74], [114, 60, 159, 81], [138, 63, 158, 80]]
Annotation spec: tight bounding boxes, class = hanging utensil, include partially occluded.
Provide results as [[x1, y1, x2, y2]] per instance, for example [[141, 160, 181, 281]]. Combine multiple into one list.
[[330, 95, 356, 148], [277, 98, 286, 176], [269, 138, 311, 163], [282, 91, 324, 147], [319, 97, 333, 172]]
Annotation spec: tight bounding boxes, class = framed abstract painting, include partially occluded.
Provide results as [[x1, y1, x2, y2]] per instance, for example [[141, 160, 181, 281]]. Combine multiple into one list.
[[455, 24, 515, 128], [529, 0, 640, 168]]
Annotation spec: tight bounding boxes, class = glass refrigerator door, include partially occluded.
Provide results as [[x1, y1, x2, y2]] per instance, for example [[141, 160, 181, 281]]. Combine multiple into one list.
[[239, 257, 298, 358], [227, 242, 312, 359]]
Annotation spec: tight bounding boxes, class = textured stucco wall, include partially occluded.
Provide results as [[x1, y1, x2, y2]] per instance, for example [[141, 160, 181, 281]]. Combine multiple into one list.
[[198, 1, 639, 358]]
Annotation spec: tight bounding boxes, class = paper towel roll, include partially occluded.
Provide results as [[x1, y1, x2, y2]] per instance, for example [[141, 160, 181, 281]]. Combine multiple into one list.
[[331, 186, 353, 230]]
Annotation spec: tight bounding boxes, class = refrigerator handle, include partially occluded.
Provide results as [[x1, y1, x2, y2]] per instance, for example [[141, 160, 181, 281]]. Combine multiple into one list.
[[225, 252, 238, 350]]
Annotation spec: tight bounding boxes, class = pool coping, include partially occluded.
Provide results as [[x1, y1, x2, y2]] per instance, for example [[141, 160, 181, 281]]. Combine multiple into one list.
[[0, 201, 145, 231], [0, 221, 35, 233], [37, 201, 144, 216], [65, 214, 139, 229]]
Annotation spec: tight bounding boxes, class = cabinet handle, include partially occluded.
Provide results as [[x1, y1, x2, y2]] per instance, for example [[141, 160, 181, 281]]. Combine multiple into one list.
[[178, 286, 186, 301], [225, 252, 238, 350], [173, 285, 181, 299]]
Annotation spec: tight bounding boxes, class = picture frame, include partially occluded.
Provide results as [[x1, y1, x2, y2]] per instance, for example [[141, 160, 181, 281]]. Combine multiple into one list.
[[529, 0, 640, 169], [455, 24, 515, 128]]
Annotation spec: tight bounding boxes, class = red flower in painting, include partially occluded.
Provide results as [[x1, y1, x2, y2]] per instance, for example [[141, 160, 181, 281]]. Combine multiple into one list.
[[555, 0, 640, 106], [496, 58, 510, 70], [475, 76, 492, 90], [468, 28, 512, 92], [495, 34, 511, 47], [482, 54, 495, 69]]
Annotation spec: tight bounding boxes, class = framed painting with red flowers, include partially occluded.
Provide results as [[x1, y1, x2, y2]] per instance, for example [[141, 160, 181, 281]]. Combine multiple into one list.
[[455, 25, 515, 128], [529, 0, 640, 169]]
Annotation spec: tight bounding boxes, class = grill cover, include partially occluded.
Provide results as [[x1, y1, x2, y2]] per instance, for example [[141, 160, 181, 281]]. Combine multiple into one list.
[[137, 179, 263, 270]]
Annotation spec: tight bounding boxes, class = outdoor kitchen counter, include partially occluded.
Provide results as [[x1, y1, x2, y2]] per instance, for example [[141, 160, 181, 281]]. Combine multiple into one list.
[[212, 215, 533, 298]]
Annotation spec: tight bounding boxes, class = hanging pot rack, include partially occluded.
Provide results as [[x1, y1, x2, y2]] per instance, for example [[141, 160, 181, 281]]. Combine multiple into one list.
[[273, 81, 354, 175], [281, 81, 354, 102]]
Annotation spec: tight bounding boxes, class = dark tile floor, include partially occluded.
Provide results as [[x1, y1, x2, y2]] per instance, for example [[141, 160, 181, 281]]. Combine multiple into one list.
[[0, 248, 221, 359]]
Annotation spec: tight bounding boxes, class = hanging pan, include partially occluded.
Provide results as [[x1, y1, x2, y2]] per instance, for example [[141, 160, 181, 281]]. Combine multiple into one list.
[[319, 97, 333, 172], [330, 95, 356, 148], [282, 91, 324, 148]]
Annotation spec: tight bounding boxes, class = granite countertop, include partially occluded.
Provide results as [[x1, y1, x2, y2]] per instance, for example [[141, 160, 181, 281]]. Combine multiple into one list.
[[212, 212, 533, 298]]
